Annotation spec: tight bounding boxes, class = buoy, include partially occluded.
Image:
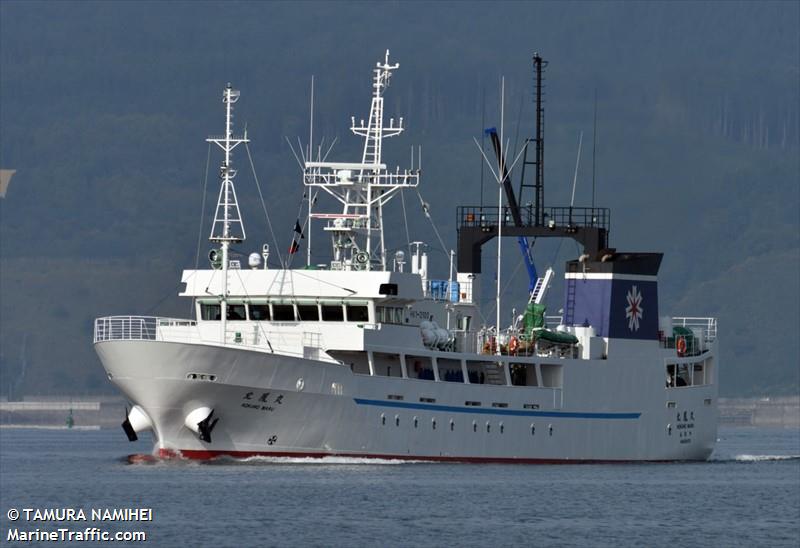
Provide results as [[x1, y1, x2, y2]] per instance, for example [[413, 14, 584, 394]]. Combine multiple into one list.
[[676, 336, 687, 356]]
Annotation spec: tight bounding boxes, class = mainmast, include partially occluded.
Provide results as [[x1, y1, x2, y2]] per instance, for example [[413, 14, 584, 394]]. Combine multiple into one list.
[[304, 51, 418, 272], [207, 83, 249, 341]]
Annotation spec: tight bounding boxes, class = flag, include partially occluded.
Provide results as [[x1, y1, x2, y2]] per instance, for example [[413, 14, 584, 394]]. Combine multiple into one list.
[[294, 220, 305, 239], [289, 240, 300, 254]]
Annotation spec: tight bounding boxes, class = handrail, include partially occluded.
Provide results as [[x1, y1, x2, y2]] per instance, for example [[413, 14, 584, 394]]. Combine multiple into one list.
[[93, 316, 196, 343], [672, 317, 718, 343]]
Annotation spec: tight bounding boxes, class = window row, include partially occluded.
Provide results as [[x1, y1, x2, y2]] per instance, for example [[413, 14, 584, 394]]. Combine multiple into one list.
[[199, 302, 369, 323], [329, 350, 564, 388], [379, 414, 554, 436]]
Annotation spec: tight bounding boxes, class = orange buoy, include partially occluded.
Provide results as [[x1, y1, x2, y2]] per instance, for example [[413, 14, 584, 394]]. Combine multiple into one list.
[[676, 336, 687, 356]]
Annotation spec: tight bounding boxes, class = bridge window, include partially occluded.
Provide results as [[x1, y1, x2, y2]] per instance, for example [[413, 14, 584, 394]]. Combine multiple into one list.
[[346, 305, 369, 322], [249, 304, 270, 321], [200, 304, 221, 321], [272, 305, 295, 322], [321, 304, 344, 322], [297, 305, 319, 321], [379, 283, 398, 295], [376, 306, 404, 324], [226, 304, 246, 321]]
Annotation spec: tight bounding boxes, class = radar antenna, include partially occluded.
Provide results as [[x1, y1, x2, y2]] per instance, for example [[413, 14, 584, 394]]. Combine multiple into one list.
[[304, 51, 418, 271]]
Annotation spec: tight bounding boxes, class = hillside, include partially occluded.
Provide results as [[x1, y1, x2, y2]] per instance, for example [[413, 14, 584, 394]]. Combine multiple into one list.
[[1, 1, 798, 397]]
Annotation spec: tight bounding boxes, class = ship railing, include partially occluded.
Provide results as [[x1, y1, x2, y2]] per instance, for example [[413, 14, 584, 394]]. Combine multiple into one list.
[[304, 165, 420, 188], [671, 317, 718, 342], [545, 315, 563, 329], [93, 316, 196, 343], [458, 205, 610, 231], [222, 327, 330, 359], [424, 280, 461, 303], [453, 331, 481, 354], [475, 329, 578, 359], [658, 317, 717, 355]]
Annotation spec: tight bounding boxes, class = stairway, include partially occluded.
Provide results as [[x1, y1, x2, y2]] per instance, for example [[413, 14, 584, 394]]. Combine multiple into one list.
[[484, 364, 505, 385]]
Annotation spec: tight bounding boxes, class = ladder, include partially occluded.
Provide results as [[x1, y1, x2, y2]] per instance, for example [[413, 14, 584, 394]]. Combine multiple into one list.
[[564, 262, 579, 324], [484, 364, 505, 385], [530, 267, 554, 304]]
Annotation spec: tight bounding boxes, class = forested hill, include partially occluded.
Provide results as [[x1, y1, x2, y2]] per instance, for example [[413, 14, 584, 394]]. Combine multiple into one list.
[[0, 1, 797, 396]]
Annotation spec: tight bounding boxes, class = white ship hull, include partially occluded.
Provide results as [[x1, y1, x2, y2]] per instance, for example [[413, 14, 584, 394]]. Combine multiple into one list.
[[97, 338, 717, 462]]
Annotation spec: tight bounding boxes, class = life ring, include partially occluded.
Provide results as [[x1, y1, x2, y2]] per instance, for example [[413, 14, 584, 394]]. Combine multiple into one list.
[[509, 336, 519, 355], [676, 336, 687, 356]]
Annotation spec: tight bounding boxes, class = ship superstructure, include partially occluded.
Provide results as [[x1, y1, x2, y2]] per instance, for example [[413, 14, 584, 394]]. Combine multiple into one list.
[[94, 52, 718, 462]]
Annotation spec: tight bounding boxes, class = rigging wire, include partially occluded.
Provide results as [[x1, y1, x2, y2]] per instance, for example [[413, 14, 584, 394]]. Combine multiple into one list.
[[414, 188, 449, 257], [231, 268, 274, 353], [191, 143, 212, 315], [400, 188, 412, 256], [244, 142, 284, 268]]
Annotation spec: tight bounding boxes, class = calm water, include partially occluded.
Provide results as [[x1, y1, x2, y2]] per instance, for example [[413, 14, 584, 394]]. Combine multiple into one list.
[[0, 427, 798, 547]]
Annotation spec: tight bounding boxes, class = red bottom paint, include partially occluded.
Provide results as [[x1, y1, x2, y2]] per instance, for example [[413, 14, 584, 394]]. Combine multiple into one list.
[[155, 447, 676, 464]]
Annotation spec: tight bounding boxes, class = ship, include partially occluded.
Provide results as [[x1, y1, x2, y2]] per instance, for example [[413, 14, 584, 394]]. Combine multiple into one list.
[[94, 52, 719, 462]]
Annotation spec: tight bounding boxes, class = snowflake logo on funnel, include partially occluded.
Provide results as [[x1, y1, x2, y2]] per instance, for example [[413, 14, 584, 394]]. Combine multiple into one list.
[[625, 285, 643, 331]]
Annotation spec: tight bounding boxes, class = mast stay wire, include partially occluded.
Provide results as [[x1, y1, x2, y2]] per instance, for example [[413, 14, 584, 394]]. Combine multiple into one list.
[[400, 188, 412, 257], [191, 143, 213, 315], [413, 188, 449, 258], [244, 142, 284, 268]]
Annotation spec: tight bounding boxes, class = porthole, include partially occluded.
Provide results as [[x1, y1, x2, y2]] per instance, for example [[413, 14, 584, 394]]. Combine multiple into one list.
[[296, 377, 305, 391]]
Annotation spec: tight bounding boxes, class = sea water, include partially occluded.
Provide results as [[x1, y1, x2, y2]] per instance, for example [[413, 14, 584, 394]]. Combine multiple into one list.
[[0, 427, 798, 547]]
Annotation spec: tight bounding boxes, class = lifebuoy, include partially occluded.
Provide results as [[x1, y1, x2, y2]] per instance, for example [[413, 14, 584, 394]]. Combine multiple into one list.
[[509, 336, 519, 355], [676, 336, 687, 356]]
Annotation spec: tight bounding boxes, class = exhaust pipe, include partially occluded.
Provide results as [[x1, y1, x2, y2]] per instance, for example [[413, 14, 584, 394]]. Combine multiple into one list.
[[121, 405, 153, 442], [184, 407, 218, 443]]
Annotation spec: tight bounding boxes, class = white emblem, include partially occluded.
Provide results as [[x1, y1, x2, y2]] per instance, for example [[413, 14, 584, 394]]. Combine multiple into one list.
[[625, 285, 643, 331]]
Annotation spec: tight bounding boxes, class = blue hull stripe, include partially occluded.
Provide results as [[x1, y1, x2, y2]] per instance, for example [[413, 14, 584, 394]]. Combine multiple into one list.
[[353, 398, 641, 420]]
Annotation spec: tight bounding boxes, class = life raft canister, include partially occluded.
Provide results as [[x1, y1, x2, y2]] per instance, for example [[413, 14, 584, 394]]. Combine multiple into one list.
[[676, 336, 687, 356]]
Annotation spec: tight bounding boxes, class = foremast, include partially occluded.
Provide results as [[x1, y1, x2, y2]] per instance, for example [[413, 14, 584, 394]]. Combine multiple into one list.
[[206, 83, 249, 340], [304, 50, 418, 271]]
